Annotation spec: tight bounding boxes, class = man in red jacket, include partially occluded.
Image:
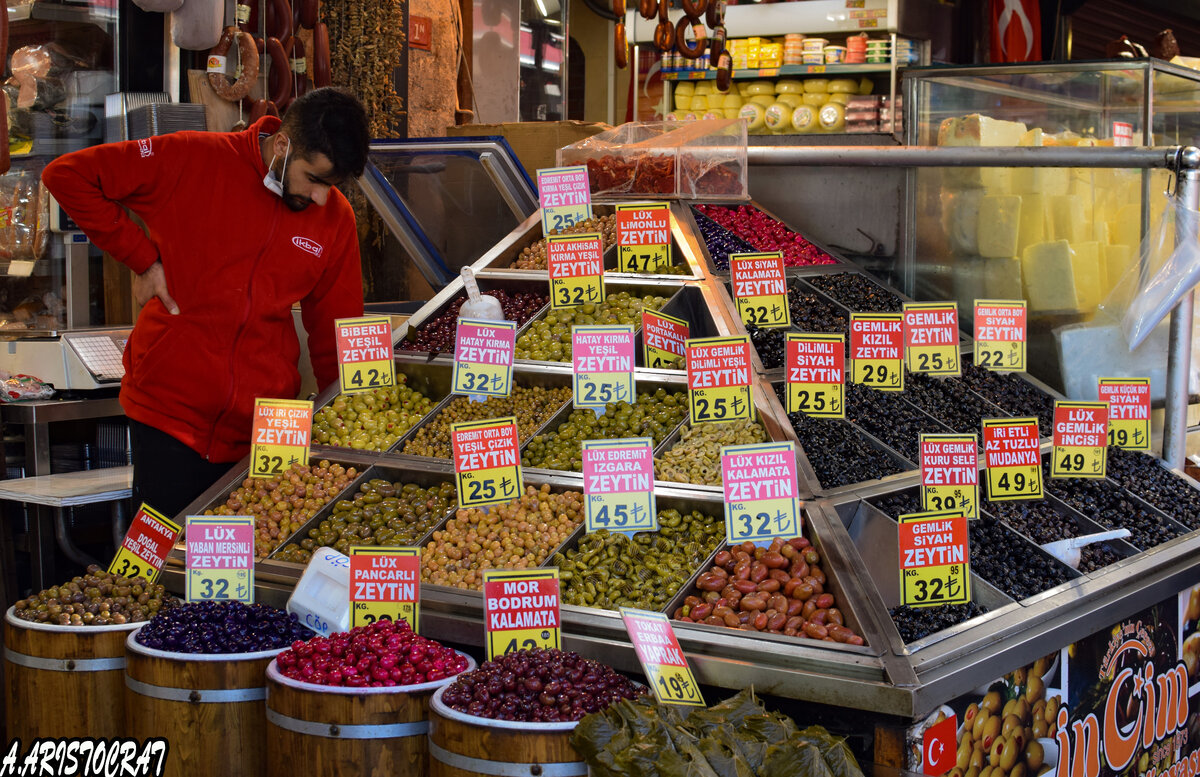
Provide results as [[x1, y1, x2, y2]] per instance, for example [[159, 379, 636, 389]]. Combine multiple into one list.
[[42, 88, 371, 517]]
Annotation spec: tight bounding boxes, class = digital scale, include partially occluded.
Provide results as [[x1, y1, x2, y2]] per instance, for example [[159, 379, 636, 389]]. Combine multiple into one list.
[[2, 327, 130, 390]]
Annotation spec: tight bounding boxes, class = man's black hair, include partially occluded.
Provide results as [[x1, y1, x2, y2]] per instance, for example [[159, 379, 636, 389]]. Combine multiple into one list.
[[281, 87, 371, 180]]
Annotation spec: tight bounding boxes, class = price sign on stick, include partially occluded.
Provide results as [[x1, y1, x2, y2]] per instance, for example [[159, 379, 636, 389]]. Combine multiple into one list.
[[335, 316, 395, 393], [616, 203, 672, 272], [974, 300, 1026, 372], [451, 417, 523, 508], [686, 336, 754, 423], [850, 313, 904, 391], [721, 442, 803, 545], [731, 252, 790, 329], [108, 504, 181, 584], [453, 318, 517, 398], [250, 398, 312, 477], [483, 569, 561, 660], [785, 333, 845, 418], [1098, 378, 1150, 450], [186, 516, 254, 603], [547, 233, 605, 310], [643, 311, 688, 369], [583, 438, 657, 534], [920, 434, 979, 519], [573, 325, 635, 410], [1051, 401, 1109, 478], [898, 509, 970, 608], [982, 418, 1043, 501], [620, 608, 705, 707], [350, 547, 421, 631], [904, 302, 960, 377], [537, 165, 592, 235]]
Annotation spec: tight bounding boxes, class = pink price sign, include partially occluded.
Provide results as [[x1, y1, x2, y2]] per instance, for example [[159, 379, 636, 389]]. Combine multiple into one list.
[[185, 516, 255, 603], [582, 438, 656, 533], [537, 165, 592, 235], [721, 441, 803, 544], [453, 318, 517, 397], [620, 608, 705, 706], [573, 325, 635, 409], [642, 311, 688, 369]]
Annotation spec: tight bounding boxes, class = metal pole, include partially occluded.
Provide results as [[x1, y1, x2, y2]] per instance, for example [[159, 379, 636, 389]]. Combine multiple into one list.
[[1163, 147, 1200, 468], [744, 145, 1180, 169]]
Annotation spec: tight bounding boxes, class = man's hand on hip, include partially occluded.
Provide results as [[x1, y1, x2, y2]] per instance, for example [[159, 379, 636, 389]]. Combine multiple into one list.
[[134, 260, 179, 315]]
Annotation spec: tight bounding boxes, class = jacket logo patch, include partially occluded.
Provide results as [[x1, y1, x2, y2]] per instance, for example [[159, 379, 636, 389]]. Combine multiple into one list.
[[137, 139, 153, 158], [292, 236, 324, 257]]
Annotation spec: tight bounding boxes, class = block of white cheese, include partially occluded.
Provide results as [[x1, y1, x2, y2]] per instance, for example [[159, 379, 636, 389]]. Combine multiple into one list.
[[1012, 166, 1070, 197], [1111, 203, 1141, 251], [1071, 241, 1103, 310], [1018, 193, 1046, 253], [978, 195, 1022, 258], [937, 114, 1026, 190], [983, 256, 1024, 300], [953, 256, 987, 313], [1103, 244, 1135, 296], [1022, 240, 1080, 312], [943, 189, 984, 255], [1049, 195, 1087, 243]]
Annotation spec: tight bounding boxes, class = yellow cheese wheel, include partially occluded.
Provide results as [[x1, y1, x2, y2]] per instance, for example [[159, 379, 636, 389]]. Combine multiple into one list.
[[674, 95, 693, 111], [802, 93, 826, 107], [775, 93, 803, 108], [675, 82, 695, 96], [818, 101, 846, 131], [803, 78, 829, 93], [827, 78, 858, 94], [703, 111, 724, 121], [690, 95, 710, 110], [723, 94, 745, 109], [764, 102, 791, 131], [723, 107, 742, 119], [825, 93, 850, 105], [857, 77, 873, 95], [750, 94, 777, 107], [791, 105, 817, 133], [744, 80, 775, 96], [776, 79, 805, 94], [694, 82, 713, 96], [739, 103, 766, 131]]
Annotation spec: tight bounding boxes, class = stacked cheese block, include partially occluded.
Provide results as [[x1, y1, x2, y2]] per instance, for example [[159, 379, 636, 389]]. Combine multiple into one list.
[[936, 114, 1166, 316]]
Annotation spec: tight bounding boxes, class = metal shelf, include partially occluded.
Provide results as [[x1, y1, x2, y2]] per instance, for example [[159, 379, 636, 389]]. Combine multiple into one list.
[[664, 63, 894, 82]]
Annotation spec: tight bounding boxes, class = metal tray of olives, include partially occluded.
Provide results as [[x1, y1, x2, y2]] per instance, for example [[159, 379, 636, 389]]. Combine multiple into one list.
[[520, 376, 692, 477], [679, 202, 848, 280], [262, 464, 460, 564], [310, 361, 454, 459], [387, 367, 575, 462], [667, 505, 873, 655], [511, 279, 688, 367], [545, 494, 729, 616], [844, 383, 964, 467], [832, 495, 1018, 651], [393, 275, 554, 355], [653, 407, 780, 492], [473, 204, 614, 273], [1101, 448, 1200, 531], [793, 273, 973, 346]]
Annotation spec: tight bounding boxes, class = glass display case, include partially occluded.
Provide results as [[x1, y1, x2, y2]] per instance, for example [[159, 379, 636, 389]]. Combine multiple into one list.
[[902, 59, 1200, 399]]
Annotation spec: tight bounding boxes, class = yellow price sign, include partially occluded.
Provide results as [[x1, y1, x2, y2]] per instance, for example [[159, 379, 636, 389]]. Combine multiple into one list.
[[1098, 378, 1151, 451], [250, 398, 312, 478], [686, 336, 754, 424], [108, 504, 181, 584], [483, 569, 561, 661], [982, 418, 1043, 501], [583, 439, 657, 534], [335, 316, 395, 394], [186, 516, 254, 603], [1051, 401, 1109, 479], [849, 313, 904, 391], [616, 203, 672, 273], [620, 608, 705, 707], [920, 434, 978, 519], [547, 233, 605, 310], [904, 302, 960, 377], [785, 333, 845, 418], [898, 509, 971, 608], [974, 300, 1026, 372], [731, 252, 790, 329], [537, 165, 592, 235], [453, 318, 517, 397], [350, 547, 420, 631], [451, 418, 523, 507], [353, 601, 416, 629]]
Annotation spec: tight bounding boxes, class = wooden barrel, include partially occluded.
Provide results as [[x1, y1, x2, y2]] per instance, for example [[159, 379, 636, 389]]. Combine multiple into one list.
[[428, 685, 587, 777], [125, 633, 283, 777], [265, 652, 476, 777], [3, 606, 140, 741]]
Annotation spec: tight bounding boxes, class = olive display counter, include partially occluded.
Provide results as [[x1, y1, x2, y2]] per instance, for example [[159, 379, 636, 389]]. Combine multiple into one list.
[[157, 200, 1200, 772]]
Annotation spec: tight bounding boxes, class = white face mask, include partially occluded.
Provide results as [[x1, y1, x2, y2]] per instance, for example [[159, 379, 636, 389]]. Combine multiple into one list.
[[263, 137, 291, 197]]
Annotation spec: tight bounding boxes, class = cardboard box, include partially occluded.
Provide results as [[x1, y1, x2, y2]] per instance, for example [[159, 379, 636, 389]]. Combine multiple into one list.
[[446, 121, 612, 179]]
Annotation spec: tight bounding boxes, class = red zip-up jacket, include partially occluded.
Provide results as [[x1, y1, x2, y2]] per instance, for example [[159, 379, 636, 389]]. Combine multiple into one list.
[[42, 116, 364, 463]]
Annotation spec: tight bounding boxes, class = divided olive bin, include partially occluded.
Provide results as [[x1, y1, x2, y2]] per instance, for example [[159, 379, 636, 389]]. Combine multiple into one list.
[[393, 276, 553, 355]]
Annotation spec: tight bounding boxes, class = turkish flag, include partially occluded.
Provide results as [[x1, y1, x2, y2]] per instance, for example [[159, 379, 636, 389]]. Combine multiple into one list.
[[990, 0, 1041, 62], [923, 714, 958, 777]]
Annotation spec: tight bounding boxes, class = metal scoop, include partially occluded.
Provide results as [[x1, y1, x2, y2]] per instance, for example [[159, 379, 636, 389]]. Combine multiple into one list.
[[1040, 529, 1131, 569]]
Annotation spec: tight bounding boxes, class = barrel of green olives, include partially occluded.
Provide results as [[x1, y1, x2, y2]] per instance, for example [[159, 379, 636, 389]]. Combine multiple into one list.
[[125, 636, 282, 777], [4, 607, 138, 740], [264, 654, 475, 777], [429, 686, 586, 776]]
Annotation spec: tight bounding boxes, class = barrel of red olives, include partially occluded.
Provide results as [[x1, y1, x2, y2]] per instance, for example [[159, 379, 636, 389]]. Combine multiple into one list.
[[4, 607, 138, 741], [125, 635, 283, 777], [264, 652, 475, 776], [428, 685, 587, 777]]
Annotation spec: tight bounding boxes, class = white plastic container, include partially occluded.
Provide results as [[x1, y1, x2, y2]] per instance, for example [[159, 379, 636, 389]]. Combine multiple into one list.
[[458, 266, 504, 321], [286, 546, 351, 637]]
